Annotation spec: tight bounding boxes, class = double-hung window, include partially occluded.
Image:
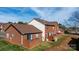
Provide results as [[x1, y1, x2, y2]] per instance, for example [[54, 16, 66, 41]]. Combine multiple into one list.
[[12, 34, 14, 37], [6, 33, 9, 38], [48, 32, 52, 36], [27, 34, 32, 41], [36, 34, 39, 38]]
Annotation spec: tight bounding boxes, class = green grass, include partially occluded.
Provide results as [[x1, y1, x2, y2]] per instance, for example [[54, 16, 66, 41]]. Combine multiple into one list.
[[66, 48, 76, 51], [0, 39, 28, 51], [30, 35, 67, 51], [30, 42, 52, 51], [0, 34, 69, 51]]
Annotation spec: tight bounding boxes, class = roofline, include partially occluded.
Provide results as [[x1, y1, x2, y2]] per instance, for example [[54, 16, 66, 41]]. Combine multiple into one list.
[[5, 24, 11, 31], [5, 24, 23, 35], [5, 24, 42, 35], [45, 24, 55, 26], [28, 18, 46, 26], [24, 32, 42, 35], [28, 18, 40, 24], [29, 18, 58, 26]]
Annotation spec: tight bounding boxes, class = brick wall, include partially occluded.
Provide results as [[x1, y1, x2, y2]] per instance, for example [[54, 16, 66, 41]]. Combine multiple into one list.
[[5, 26, 42, 48]]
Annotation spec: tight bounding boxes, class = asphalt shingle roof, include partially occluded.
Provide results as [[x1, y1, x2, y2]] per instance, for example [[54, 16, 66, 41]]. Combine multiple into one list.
[[9, 24, 42, 35], [34, 18, 58, 26]]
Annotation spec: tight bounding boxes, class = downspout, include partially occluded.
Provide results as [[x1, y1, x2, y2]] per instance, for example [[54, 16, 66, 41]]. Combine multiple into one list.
[[21, 35, 23, 45]]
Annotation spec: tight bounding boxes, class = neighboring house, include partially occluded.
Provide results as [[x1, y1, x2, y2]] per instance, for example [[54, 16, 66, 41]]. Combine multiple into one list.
[[29, 18, 62, 41], [0, 23, 10, 32], [0, 23, 5, 32], [5, 24, 42, 48], [0, 23, 10, 38]]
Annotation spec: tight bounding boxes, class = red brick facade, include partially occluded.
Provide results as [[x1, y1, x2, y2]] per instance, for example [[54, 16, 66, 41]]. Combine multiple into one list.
[[45, 24, 60, 41], [5, 25, 42, 48], [23, 33, 42, 48], [30, 18, 63, 41]]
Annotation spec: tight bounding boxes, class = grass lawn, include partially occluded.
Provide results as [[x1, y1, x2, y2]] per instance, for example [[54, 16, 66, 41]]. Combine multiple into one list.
[[30, 34, 67, 51], [0, 39, 28, 51], [0, 34, 69, 51], [65, 48, 76, 51]]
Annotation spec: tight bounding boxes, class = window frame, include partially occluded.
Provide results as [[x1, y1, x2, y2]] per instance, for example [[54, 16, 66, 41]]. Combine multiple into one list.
[[12, 34, 14, 37], [48, 32, 52, 36], [6, 33, 9, 38], [27, 34, 33, 41], [36, 34, 39, 39]]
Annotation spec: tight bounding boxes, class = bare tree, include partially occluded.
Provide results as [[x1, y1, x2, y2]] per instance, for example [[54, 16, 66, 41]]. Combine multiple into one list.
[[65, 11, 79, 34]]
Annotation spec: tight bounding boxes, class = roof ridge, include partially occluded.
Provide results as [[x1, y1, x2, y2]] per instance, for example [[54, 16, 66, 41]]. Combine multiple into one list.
[[33, 18, 58, 25], [5, 23, 42, 35]]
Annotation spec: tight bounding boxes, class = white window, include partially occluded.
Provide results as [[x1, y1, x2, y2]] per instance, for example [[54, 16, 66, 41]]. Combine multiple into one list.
[[36, 34, 39, 38], [10, 37, 12, 40], [52, 26, 55, 29], [49, 33, 51, 36], [58, 30, 61, 33], [0, 25, 3, 29], [27, 34, 32, 41], [6, 33, 9, 38], [30, 34, 32, 40], [12, 34, 14, 37], [48, 32, 52, 36]]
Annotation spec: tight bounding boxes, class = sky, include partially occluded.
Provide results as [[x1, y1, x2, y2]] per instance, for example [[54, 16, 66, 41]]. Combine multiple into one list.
[[0, 7, 78, 25]]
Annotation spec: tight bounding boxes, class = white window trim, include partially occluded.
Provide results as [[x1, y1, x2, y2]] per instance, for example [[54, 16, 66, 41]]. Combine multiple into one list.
[[30, 34, 32, 40], [6, 33, 9, 38], [48, 32, 52, 36], [36, 34, 39, 38], [21, 35, 23, 45], [12, 34, 14, 37], [52, 26, 55, 29], [0, 25, 3, 29], [27, 34, 33, 41], [10, 37, 12, 40]]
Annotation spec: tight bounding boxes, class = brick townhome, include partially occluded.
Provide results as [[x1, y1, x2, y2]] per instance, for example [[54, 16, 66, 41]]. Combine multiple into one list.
[[5, 24, 42, 48], [0, 23, 10, 32], [29, 18, 63, 41], [0, 23, 10, 38], [0, 18, 63, 48]]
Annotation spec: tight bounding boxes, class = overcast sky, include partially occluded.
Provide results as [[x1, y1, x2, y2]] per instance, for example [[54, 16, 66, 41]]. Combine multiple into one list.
[[0, 7, 78, 25]]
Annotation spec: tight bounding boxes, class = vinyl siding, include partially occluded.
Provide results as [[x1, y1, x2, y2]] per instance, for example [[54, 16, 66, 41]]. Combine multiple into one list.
[[29, 19, 45, 41]]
